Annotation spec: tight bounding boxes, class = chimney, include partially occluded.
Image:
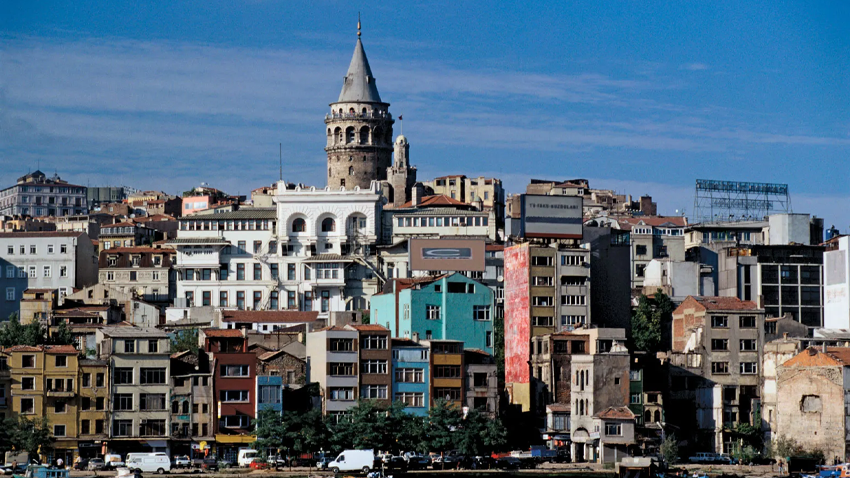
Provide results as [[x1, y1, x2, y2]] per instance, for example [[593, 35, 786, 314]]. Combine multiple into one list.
[[822, 342, 827, 353], [783, 332, 788, 340], [412, 332, 419, 343], [241, 327, 248, 338]]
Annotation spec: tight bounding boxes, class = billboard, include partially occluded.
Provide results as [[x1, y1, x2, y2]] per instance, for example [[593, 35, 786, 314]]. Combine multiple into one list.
[[504, 243, 530, 385], [520, 194, 582, 239], [409, 238, 485, 272]]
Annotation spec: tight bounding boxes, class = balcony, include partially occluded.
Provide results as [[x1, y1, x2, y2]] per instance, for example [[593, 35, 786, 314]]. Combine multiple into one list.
[[47, 389, 75, 398]]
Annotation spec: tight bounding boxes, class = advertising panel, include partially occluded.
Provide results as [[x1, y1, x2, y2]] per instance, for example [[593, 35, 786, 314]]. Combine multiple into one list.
[[504, 244, 530, 384], [521, 194, 582, 239], [408, 238, 486, 272]]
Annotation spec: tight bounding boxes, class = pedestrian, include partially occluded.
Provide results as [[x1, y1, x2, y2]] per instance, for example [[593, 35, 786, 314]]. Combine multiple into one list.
[[57, 457, 64, 469]]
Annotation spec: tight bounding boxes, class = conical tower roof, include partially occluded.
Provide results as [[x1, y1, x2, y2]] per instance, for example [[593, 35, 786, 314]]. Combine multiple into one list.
[[337, 38, 383, 103]]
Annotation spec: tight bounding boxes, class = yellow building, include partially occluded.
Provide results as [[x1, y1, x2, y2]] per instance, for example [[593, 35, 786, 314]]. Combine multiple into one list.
[[9, 345, 80, 463], [78, 359, 109, 458], [428, 340, 464, 409]]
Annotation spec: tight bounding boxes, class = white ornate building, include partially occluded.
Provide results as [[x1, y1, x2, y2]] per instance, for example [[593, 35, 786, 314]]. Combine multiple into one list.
[[171, 182, 384, 320]]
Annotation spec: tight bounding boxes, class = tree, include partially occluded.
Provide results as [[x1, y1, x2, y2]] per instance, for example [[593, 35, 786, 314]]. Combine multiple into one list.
[[51, 321, 73, 346], [0, 314, 49, 348], [660, 434, 679, 465], [170, 329, 199, 354], [630, 290, 674, 353], [9, 416, 52, 457], [424, 399, 462, 453], [455, 408, 507, 456], [253, 408, 287, 455]]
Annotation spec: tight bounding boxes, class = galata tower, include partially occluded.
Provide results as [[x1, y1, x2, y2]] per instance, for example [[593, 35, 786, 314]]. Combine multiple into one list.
[[325, 22, 394, 189]]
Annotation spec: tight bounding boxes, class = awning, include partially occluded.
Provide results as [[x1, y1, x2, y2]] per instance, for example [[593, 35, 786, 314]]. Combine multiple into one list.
[[215, 435, 256, 444]]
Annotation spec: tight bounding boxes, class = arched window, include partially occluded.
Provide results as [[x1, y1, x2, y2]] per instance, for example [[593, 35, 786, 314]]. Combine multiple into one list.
[[349, 107, 355, 114], [321, 218, 335, 232], [361, 107, 367, 116], [645, 410, 652, 424], [359, 126, 370, 145], [654, 410, 661, 422], [334, 127, 342, 143], [373, 127, 382, 145], [345, 127, 355, 144], [292, 218, 306, 232], [348, 166, 354, 175], [579, 400, 584, 416]]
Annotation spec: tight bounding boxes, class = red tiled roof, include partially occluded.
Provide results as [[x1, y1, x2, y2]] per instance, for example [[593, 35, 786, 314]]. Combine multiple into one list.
[[0, 232, 82, 238], [221, 310, 319, 323], [7, 345, 78, 354], [203, 329, 245, 338], [593, 406, 636, 420], [694, 296, 759, 311], [397, 195, 467, 209], [347, 324, 389, 332], [547, 403, 571, 413], [102, 247, 173, 254], [783, 347, 850, 367], [313, 326, 349, 332]]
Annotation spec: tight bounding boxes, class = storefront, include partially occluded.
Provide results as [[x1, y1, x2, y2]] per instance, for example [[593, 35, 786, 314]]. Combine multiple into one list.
[[215, 435, 255, 463]]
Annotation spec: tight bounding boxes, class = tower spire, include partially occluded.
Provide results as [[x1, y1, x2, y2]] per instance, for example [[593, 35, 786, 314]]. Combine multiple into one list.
[[358, 13, 361, 38]]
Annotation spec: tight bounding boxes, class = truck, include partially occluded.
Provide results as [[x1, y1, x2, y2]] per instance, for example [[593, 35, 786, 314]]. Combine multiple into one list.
[[328, 450, 376, 474], [530, 446, 558, 462]]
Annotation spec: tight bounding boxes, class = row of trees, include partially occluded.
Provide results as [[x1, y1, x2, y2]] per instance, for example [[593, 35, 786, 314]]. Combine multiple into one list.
[[254, 399, 508, 457], [0, 416, 53, 458], [0, 313, 73, 348]]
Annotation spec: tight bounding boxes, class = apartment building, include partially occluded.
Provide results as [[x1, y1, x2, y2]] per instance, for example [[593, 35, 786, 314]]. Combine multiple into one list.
[[8, 345, 80, 463], [78, 359, 109, 459], [0, 231, 98, 320], [422, 175, 505, 230], [464, 349, 498, 417], [201, 329, 256, 460], [350, 324, 392, 405], [382, 195, 498, 247], [256, 348, 307, 414], [100, 222, 158, 248], [370, 273, 494, 354], [99, 247, 174, 305], [614, 216, 687, 290], [220, 310, 318, 334], [569, 329, 630, 463], [391, 338, 429, 416], [97, 327, 171, 455], [716, 244, 825, 329], [306, 326, 359, 416], [530, 331, 590, 420], [668, 296, 765, 454], [170, 350, 214, 457], [0, 170, 88, 217], [427, 340, 464, 409]]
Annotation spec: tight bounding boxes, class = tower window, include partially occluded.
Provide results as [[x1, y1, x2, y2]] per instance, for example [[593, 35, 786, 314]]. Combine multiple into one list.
[[349, 166, 354, 175], [349, 156, 353, 161], [360, 126, 370, 145], [346, 127, 355, 143], [340, 179, 345, 187]]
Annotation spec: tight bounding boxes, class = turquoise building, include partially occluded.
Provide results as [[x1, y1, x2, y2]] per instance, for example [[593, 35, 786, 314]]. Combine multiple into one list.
[[371, 273, 494, 354], [391, 338, 430, 415]]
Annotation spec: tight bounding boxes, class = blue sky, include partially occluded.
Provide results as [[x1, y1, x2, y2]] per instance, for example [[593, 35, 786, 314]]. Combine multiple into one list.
[[1, 1, 848, 229]]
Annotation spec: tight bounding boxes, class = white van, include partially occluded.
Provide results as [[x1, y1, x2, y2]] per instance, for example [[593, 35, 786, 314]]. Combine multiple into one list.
[[237, 449, 259, 467], [126, 453, 171, 474], [329, 450, 375, 474]]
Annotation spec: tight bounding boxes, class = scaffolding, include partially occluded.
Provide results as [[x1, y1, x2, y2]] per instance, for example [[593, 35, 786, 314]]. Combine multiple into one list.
[[693, 179, 790, 224]]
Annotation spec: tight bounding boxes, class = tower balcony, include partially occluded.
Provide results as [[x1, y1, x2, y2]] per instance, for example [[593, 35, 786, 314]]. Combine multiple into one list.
[[326, 111, 392, 121]]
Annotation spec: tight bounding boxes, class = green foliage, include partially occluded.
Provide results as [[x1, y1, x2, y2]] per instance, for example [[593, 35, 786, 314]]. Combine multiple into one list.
[[359, 310, 370, 325], [254, 407, 328, 457], [170, 329, 199, 353], [424, 399, 462, 453], [454, 408, 508, 456], [733, 445, 758, 464], [767, 435, 825, 462], [253, 408, 287, 453], [0, 314, 50, 348], [51, 321, 74, 346], [660, 434, 679, 465], [494, 314, 505, 380], [630, 290, 673, 353], [0, 416, 54, 457]]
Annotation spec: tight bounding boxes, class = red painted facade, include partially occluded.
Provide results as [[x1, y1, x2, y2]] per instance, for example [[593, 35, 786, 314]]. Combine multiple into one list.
[[504, 243, 531, 384], [205, 333, 257, 436]]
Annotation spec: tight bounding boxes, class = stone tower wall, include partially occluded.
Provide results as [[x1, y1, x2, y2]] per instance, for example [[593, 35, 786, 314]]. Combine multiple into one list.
[[325, 102, 394, 189]]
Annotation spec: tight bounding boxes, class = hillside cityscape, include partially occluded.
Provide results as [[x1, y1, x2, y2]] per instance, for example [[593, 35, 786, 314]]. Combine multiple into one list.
[[0, 8, 847, 476]]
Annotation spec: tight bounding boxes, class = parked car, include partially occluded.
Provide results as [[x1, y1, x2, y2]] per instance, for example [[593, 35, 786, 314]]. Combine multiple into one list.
[[402, 453, 430, 470], [173, 456, 191, 469], [126, 452, 172, 474], [104, 455, 125, 470], [469, 456, 495, 470], [267, 455, 287, 468], [237, 450, 259, 468], [689, 453, 721, 464], [328, 449, 376, 474], [384, 456, 407, 471], [201, 457, 219, 472], [73, 459, 89, 471], [718, 454, 738, 465], [496, 457, 522, 470], [87, 459, 105, 472]]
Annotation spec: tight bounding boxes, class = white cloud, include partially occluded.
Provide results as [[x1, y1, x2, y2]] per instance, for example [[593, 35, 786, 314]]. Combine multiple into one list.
[[681, 63, 710, 71]]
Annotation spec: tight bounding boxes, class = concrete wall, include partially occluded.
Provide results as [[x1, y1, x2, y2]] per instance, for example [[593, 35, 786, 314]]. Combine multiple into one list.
[[825, 237, 850, 329], [769, 213, 812, 246], [776, 364, 847, 460]]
